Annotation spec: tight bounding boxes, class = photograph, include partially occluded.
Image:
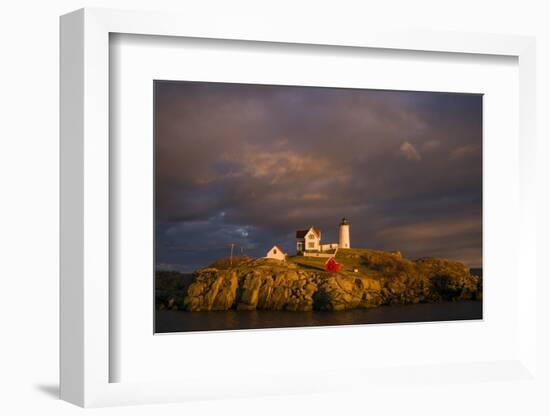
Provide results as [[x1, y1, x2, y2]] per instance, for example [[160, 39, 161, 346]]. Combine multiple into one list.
[[154, 80, 483, 333]]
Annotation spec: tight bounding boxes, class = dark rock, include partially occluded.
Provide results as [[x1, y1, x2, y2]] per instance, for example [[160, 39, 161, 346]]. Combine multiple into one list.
[[155, 250, 481, 312]]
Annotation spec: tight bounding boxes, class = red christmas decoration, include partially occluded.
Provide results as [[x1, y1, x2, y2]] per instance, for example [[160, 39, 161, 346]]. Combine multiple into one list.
[[325, 257, 340, 273]]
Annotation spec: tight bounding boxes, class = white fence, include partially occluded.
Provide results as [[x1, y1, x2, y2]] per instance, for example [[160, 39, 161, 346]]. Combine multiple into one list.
[[303, 248, 339, 258]]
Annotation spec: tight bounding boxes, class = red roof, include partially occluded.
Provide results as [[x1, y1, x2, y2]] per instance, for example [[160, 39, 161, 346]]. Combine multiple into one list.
[[295, 227, 321, 239]]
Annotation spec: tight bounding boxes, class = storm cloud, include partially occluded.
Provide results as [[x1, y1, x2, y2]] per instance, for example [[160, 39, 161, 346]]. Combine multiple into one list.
[[155, 81, 482, 272]]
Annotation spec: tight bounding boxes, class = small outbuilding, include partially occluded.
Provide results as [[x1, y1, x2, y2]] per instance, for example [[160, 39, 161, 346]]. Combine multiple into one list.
[[265, 245, 286, 261], [325, 257, 340, 273]]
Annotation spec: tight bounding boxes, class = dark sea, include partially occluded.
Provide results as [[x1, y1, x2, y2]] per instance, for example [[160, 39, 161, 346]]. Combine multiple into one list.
[[155, 301, 483, 333]]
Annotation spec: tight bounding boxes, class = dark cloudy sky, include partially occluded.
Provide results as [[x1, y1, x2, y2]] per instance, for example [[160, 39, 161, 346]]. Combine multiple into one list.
[[155, 81, 482, 272]]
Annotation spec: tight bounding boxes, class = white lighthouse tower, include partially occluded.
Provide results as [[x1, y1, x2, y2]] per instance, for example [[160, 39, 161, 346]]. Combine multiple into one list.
[[338, 218, 351, 249]]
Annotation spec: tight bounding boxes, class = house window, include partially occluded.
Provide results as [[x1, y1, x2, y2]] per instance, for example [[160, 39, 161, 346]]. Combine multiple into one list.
[[308, 242, 315, 248], [273, 249, 277, 254], [308, 234, 315, 239]]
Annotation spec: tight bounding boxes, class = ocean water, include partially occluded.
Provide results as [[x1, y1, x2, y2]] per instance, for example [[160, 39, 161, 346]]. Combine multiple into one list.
[[155, 300, 482, 333]]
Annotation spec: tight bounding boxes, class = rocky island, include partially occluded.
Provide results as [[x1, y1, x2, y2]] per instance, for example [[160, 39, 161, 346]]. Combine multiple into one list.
[[156, 248, 482, 313]]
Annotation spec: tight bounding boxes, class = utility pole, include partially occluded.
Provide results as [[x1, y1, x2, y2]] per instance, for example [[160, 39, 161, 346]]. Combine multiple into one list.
[[229, 243, 235, 266]]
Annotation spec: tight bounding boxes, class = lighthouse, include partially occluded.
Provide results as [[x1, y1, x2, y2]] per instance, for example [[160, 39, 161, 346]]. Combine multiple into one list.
[[338, 218, 351, 249]]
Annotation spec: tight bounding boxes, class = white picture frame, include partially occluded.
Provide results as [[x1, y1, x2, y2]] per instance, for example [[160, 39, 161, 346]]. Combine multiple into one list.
[[60, 7, 538, 408]]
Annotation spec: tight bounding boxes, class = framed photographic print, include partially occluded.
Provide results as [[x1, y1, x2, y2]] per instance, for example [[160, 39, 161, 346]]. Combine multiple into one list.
[[60, 7, 540, 409]]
